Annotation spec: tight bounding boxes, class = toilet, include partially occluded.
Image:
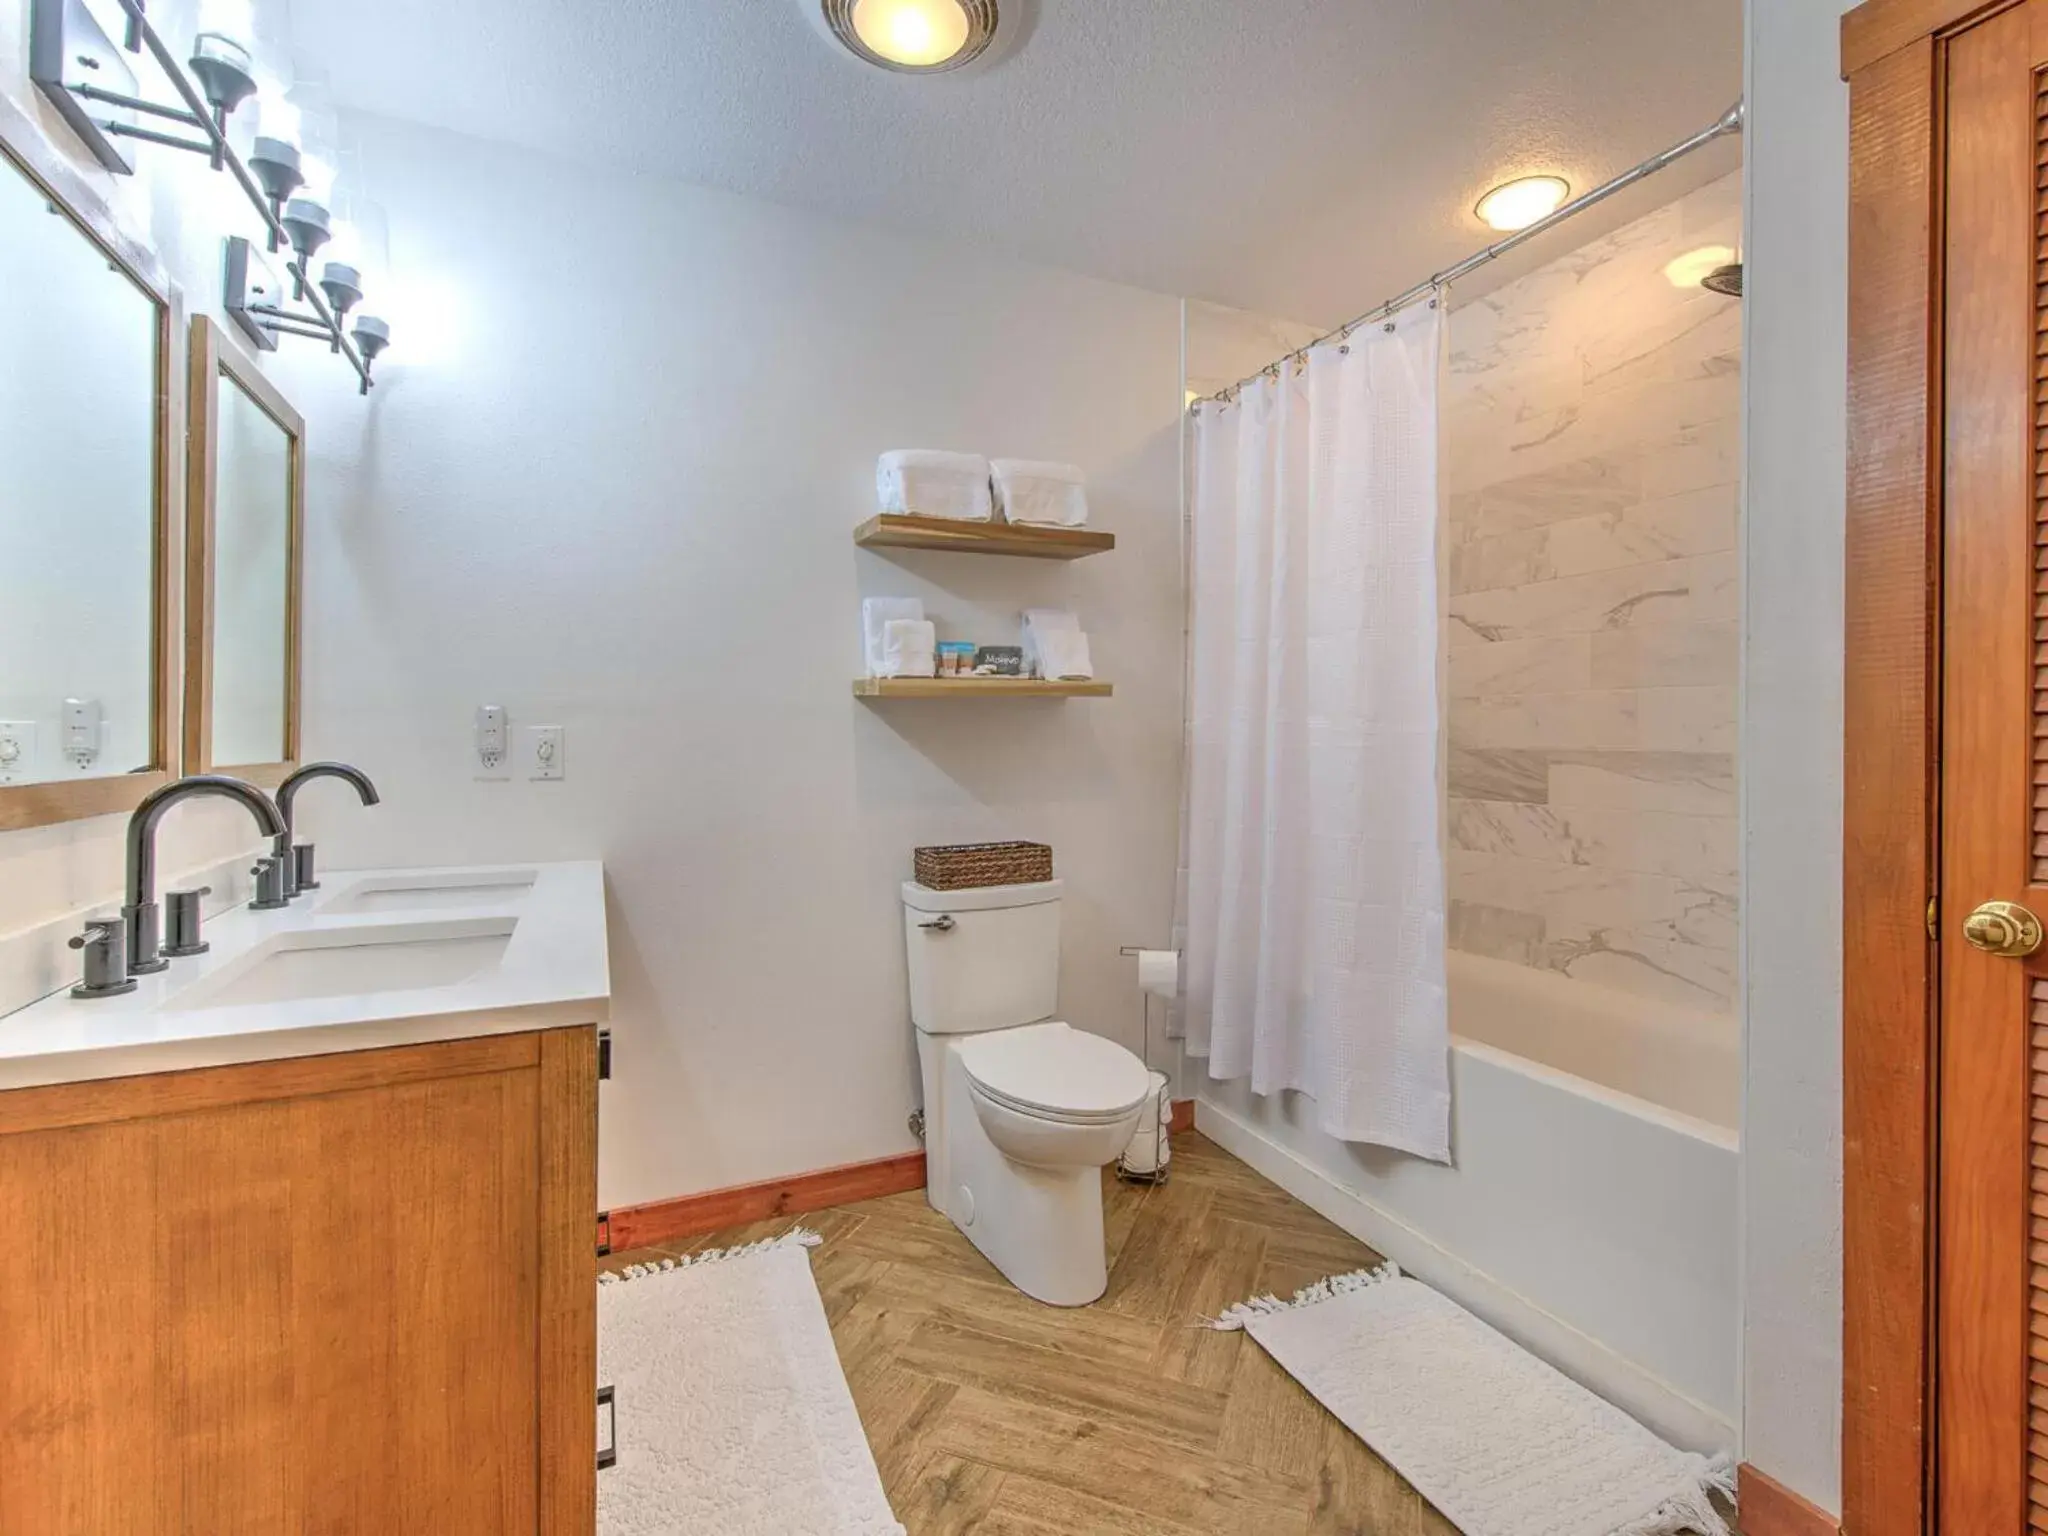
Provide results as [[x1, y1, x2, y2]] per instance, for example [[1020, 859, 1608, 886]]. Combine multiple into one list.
[[904, 878, 1153, 1305]]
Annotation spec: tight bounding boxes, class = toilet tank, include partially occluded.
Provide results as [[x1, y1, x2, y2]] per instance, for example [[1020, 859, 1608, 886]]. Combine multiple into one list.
[[903, 879, 1062, 1033]]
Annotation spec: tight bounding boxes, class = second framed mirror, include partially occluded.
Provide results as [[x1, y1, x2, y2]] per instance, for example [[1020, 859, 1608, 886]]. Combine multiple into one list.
[[184, 316, 303, 785]]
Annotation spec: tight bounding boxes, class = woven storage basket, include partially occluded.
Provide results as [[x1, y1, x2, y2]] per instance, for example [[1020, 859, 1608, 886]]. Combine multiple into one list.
[[914, 841, 1053, 891]]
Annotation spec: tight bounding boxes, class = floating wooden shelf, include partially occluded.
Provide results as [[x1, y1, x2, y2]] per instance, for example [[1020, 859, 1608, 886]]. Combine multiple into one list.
[[852, 677, 1114, 700], [854, 514, 1115, 561]]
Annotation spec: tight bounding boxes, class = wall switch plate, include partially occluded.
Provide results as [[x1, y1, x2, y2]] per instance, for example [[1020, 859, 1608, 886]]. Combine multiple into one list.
[[521, 725, 565, 781], [62, 698, 102, 769], [475, 704, 510, 779], [0, 722, 35, 784]]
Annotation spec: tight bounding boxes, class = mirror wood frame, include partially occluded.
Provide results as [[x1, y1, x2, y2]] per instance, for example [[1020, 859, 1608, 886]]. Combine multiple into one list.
[[182, 316, 305, 790], [0, 95, 181, 832]]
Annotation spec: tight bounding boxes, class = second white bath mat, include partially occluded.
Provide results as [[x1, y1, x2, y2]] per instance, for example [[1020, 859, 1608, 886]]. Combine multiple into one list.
[[597, 1229, 905, 1536], [1212, 1264, 1734, 1536]]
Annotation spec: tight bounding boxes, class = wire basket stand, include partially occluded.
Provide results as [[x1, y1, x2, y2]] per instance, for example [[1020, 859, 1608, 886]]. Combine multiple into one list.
[[1114, 945, 1172, 1186]]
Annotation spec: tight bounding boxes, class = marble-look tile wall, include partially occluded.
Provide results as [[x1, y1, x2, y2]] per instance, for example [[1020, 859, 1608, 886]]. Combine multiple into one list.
[[1446, 172, 1741, 1013]]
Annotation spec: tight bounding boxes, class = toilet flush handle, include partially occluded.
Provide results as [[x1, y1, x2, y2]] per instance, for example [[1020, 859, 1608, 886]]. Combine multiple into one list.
[[919, 915, 956, 932]]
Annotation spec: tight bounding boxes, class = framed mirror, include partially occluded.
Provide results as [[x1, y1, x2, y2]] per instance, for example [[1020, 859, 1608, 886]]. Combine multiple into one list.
[[0, 98, 177, 830], [183, 317, 303, 785]]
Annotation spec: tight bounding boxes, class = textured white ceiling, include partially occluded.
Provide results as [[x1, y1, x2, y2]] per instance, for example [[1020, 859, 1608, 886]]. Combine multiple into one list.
[[289, 0, 1744, 325]]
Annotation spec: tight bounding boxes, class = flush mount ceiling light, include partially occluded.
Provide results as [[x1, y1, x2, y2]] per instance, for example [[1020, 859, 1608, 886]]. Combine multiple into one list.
[[1664, 244, 1738, 289], [822, 0, 998, 72], [1475, 175, 1571, 232]]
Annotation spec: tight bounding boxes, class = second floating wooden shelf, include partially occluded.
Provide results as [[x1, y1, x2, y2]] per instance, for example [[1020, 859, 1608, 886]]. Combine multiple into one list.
[[853, 677, 1114, 699], [854, 514, 1114, 561]]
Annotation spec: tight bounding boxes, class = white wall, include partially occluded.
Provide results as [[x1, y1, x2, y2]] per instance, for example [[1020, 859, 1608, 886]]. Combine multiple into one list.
[[1739, 0, 1850, 1514], [277, 113, 1186, 1209]]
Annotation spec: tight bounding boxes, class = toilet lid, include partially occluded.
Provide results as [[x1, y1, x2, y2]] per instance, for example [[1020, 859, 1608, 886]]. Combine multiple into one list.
[[959, 1022, 1153, 1123]]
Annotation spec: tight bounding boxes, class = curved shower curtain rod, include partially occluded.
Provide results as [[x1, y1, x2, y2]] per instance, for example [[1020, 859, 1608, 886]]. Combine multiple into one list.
[[1195, 100, 1747, 408]]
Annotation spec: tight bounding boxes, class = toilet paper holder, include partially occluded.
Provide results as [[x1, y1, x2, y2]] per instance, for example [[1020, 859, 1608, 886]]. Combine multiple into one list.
[[1116, 944, 1175, 1186]]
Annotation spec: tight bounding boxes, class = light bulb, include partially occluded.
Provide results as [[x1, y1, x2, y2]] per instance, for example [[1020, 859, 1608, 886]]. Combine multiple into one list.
[[1475, 175, 1571, 233], [850, 0, 971, 67]]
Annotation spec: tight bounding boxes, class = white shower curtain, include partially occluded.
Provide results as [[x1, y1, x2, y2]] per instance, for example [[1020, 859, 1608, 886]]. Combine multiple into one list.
[[1181, 300, 1450, 1158]]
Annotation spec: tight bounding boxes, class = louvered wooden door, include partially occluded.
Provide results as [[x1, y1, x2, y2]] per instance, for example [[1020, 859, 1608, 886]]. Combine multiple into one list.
[[1939, 5, 2048, 1529]]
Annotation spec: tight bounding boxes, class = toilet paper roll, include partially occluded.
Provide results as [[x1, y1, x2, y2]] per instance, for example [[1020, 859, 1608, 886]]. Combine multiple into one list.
[[1133, 948, 1180, 1000], [1121, 1071, 1173, 1176]]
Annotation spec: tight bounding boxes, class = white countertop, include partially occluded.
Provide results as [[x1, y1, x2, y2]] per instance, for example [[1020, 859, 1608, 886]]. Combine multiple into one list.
[[0, 861, 610, 1091]]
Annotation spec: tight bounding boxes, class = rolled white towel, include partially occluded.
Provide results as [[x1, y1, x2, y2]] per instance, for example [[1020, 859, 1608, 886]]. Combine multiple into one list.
[[992, 459, 1088, 527], [1037, 628, 1094, 681], [881, 618, 937, 679], [862, 597, 925, 677], [1021, 608, 1081, 678], [877, 450, 993, 522]]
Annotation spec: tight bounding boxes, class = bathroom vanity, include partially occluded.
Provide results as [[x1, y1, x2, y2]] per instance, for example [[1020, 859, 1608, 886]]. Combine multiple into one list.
[[0, 861, 607, 1534]]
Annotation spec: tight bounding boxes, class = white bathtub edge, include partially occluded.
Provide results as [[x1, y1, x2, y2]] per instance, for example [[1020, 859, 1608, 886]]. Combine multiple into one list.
[[1192, 1093, 1740, 1457]]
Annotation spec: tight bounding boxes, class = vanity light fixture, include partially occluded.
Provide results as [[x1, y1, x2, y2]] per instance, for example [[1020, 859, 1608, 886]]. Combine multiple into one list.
[[821, 0, 998, 72], [1475, 175, 1571, 232], [28, 0, 389, 392]]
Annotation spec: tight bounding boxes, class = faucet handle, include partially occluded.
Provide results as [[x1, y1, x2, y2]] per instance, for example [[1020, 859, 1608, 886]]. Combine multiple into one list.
[[69, 917, 137, 999], [249, 856, 290, 912], [162, 887, 213, 957]]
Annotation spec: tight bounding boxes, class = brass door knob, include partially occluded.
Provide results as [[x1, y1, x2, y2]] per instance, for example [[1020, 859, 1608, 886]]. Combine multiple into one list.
[[1962, 901, 2044, 958]]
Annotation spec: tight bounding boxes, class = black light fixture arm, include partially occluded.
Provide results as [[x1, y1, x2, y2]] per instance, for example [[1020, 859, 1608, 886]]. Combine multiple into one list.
[[61, 0, 381, 393]]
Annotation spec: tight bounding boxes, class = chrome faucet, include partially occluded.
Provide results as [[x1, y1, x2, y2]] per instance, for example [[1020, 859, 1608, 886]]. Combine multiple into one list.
[[124, 774, 286, 974], [274, 761, 381, 896]]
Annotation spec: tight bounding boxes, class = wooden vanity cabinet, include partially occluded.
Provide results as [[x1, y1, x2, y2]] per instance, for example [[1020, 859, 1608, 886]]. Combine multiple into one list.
[[0, 1026, 598, 1535]]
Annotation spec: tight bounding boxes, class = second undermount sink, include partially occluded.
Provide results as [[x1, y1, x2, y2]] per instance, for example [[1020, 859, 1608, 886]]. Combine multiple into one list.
[[166, 916, 519, 1011], [317, 868, 538, 916]]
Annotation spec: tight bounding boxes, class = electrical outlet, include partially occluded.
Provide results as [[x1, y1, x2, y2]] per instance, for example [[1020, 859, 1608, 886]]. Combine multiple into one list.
[[0, 722, 35, 785], [62, 698, 102, 769], [475, 704, 510, 780], [521, 725, 564, 781]]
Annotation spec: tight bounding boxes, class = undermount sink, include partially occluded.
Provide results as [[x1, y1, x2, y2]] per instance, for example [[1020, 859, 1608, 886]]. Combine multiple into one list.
[[167, 917, 519, 1011], [317, 868, 538, 916]]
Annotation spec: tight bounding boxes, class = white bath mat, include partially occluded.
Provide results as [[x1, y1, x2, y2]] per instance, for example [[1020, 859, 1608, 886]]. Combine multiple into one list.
[[597, 1230, 905, 1536], [1212, 1265, 1734, 1536]]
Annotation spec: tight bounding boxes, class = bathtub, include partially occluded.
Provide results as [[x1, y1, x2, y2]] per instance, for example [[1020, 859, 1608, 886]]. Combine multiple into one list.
[[1194, 950, 1740, 1452]]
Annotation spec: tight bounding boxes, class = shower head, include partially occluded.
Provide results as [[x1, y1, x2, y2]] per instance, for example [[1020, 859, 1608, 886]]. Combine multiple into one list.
[[1702, 263, 1744, 298]]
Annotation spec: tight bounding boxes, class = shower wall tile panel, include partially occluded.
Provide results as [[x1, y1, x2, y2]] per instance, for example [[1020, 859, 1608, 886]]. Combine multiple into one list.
[[1445, 172, 1741, 1013]]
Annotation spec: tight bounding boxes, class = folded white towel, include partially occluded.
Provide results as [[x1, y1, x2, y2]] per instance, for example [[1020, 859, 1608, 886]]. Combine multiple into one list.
[[992, 459, 1088, 527], [877, 450, 993, 522], [1037, 628, 1094, 681], [863, 597, 924, 677], [1021, 608, 1082, 678], [881, 619, 937, 679]]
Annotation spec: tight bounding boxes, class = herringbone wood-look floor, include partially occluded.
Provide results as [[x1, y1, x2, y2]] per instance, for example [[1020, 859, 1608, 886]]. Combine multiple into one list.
[[603, 1130, 1462, 1534]]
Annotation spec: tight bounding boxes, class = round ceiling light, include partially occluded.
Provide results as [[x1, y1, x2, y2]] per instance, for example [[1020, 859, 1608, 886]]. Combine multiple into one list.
[[1475, 175, 1571, 232], [1664, 245, 1738, 289], [823, 0, 998, 72]]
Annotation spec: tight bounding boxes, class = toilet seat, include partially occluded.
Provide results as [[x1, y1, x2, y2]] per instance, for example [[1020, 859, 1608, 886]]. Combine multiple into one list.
[[958, 1021, 1152, 1126]]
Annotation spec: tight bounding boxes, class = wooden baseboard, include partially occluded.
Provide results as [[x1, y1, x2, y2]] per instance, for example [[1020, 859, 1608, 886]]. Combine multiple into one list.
[[600, 1102, 1197, 1251], [604, 1151, 928, 1252], [1738, 1464, 1840, 1536]]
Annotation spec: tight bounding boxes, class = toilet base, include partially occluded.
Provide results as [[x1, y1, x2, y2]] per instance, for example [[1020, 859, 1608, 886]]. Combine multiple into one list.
[[927, 1044, 1113, 1306]]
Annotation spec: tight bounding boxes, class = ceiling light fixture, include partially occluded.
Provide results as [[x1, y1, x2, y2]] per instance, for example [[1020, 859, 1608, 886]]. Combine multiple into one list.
[[1475, 175, 1571, 233], [1664, 245, 1738, 290], [822, 0, 998, 73]]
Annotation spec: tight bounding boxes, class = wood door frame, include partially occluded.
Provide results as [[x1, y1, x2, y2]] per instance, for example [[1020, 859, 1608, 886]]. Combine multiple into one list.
[[0, 93, 182, 831], [182, 314, 306, 790], [1840, 1, 2033, 1530]]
